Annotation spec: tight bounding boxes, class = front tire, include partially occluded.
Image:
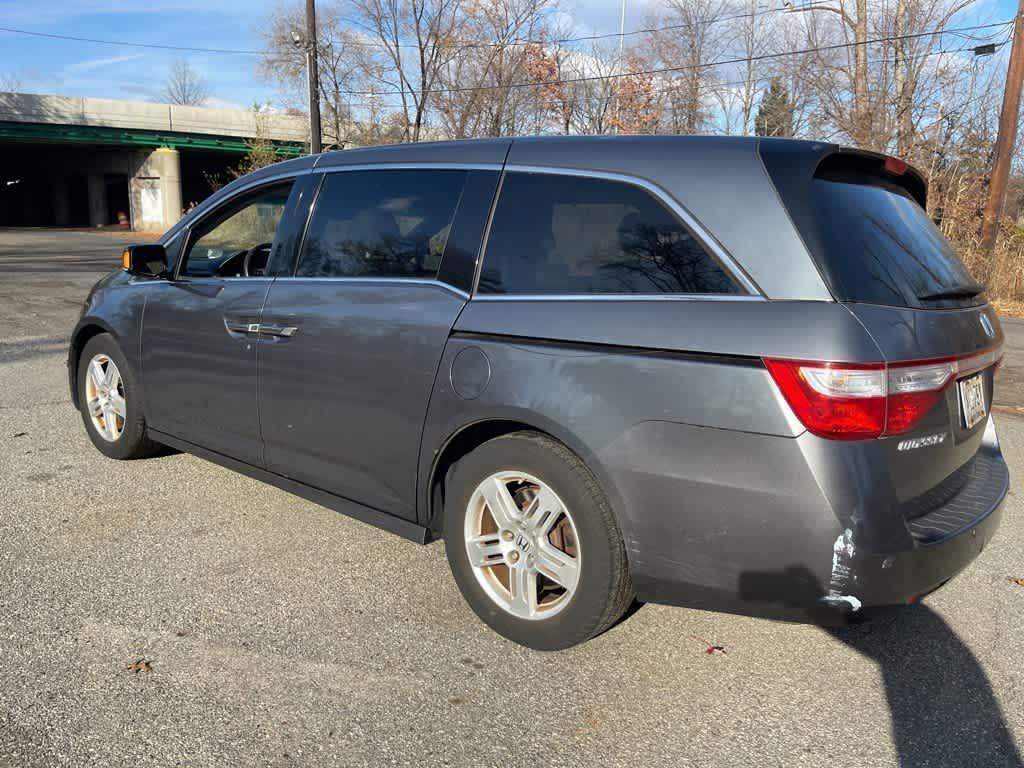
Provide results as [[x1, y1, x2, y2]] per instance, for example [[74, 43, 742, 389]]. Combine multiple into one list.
[[443, 432, 633, 650], [77, 333, 160, 460]]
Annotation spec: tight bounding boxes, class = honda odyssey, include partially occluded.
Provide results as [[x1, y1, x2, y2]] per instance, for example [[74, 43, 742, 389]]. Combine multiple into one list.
[[69, 136, 1009, 649]]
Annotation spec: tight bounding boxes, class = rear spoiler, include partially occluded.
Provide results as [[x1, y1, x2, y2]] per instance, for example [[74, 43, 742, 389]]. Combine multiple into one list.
[[815, 148, 927, 208], [757, 139, 927, 208]]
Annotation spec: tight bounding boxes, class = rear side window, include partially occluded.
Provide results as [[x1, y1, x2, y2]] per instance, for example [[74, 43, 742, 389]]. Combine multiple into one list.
[[761, 148, 981, 308], [297, 169, 467, 279], [479, 172, 741, 295]]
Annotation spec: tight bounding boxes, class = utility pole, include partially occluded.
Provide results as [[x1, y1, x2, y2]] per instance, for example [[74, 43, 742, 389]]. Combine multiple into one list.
[[305, 0, 322, 154], [612, 0, 626, 133], [979, 0, 1024, 262]]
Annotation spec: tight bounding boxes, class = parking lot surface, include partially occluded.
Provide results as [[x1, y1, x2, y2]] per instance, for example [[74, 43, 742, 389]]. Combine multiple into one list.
[[1, 228, 1023, 767]]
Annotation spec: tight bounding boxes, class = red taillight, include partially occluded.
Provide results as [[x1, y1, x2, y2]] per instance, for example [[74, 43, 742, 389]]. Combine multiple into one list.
[[764, 346, 1002, 440], [764, 359, 887, 440], [884, 156, 908, 176]]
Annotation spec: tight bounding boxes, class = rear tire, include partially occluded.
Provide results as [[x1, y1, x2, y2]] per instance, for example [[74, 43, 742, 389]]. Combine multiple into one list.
[[443, 431, 633, 650], [77, 333, 161, 460]]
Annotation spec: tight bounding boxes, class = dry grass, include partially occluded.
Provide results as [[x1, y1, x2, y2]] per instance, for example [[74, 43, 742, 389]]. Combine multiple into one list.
[[950, 219, 1024, 306], [990, 298, 1024, 318]]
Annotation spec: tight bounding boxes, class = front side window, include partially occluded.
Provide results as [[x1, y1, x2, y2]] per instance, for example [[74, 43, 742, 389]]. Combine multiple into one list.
[[479, 172, 741, 295], [296, 169, 467, 279], [181, 181, 294, 278]]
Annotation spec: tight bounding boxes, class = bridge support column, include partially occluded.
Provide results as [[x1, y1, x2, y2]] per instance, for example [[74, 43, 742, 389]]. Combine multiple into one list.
[[53, 176, 70, 227], [129, 147, 182, 231], [156, 147, 182, 229], [87, 174, 107, 228]]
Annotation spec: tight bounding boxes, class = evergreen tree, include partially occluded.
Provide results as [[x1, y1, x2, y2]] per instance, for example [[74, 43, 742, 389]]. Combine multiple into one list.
[[755, 78, 794, 138]]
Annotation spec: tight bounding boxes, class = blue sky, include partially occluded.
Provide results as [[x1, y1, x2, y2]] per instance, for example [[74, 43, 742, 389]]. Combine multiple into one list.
[[0, 0, 1016, 109], [0, 0, 643, 108]]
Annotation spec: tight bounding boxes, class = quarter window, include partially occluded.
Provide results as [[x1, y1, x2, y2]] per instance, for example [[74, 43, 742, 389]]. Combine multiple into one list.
[[479, 172, 741, 295], [181, 182, 293, 278], [296, 170, 467, 279]]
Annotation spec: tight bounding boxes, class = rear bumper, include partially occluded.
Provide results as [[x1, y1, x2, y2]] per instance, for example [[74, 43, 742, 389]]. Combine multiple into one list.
[[849, 440, 1008, 609], [608, 417, 1009, 623], [848, 492, 1005, 610]]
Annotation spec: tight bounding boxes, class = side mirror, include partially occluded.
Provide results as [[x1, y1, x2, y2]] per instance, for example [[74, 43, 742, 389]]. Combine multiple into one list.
[[121, 244, 168, 277]]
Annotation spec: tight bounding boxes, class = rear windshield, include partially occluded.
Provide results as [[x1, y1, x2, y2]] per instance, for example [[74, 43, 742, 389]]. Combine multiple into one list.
[[761, 148, 982, 309]]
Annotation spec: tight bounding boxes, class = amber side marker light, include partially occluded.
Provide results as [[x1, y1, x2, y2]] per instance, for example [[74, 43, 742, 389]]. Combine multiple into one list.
[[121, 249, 131, 270]]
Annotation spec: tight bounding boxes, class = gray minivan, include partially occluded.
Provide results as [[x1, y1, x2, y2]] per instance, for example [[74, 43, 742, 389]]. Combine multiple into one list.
[[69, 136, 1008, 649]]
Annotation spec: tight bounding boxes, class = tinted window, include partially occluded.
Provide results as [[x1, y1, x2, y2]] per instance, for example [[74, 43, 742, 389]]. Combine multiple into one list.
[[809, 175, 980, 307], [182, 182, 293, 277], [479, 172, 740, 295], [759, 146, 981, 309], [297, 170, 467, 279]]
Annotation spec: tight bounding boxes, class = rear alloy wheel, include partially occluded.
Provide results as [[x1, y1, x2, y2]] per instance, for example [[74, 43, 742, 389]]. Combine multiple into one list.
[[77, 333, 161, 460], [444, 432, 633, 650], [464, 471, 581, 621]]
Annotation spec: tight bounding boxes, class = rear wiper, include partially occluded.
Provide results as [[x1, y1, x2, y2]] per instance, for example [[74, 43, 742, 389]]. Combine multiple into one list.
[[917, 284, 984, 301]]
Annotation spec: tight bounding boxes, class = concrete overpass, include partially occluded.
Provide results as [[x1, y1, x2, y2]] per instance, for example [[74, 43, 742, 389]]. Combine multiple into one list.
[[0, 92, 308, 231]]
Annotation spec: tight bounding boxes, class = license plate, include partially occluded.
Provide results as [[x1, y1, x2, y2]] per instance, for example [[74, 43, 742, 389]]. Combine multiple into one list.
[[958, 373, 987, 429]]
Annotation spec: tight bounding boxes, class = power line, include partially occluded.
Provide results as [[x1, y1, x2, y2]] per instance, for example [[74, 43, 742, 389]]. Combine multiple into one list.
[[1, 16, 1010, 112], [0, 6, 792, 57], [325, 34, 1011, 112], [0, 3, 838, 57], [327, 19, 1015, 97], [335, 4, 795, 51], [0, 26, 263, 55], [270, 19, 1013, 106]]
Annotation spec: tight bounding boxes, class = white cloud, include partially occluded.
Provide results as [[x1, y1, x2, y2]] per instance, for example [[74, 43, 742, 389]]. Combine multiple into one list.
[[64, 54, 144, 74], [204, 95, 250, 111]]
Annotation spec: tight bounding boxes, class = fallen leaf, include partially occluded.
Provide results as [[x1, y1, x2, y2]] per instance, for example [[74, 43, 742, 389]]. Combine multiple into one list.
[[174, 628, 192, 637], [691, 635, 727, 656], [126, 658, 153, 674], [1007, 576, 1024, 587]]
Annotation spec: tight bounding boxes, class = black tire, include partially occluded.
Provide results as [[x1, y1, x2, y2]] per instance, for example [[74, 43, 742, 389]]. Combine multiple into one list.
[[77, 333, 161, 460], [443, 431, 633, 650]]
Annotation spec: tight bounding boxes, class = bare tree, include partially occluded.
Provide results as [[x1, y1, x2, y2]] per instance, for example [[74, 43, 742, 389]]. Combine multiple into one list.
[[260, 3, 368, 147], [0, 72, 23, 92], [434, 0, 554, 138], [352, 0, 465, 141], [730, 0, 777, 135], [164, 59, 209, 106], [646, 0, 729, 134]]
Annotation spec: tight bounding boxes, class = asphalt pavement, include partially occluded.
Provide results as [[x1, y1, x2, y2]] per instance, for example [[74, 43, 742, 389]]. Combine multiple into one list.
[[1, 228, 1022, 767]]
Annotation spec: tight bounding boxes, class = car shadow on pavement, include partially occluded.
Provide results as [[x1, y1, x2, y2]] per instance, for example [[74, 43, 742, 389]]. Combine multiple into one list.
[[740, 567, 1023, 768], [828, 606, 1023, 768]]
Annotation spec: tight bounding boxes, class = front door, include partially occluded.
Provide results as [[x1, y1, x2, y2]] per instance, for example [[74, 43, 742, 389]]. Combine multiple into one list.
[[258, 168, 499, 520], [141, 179, 297, 465]]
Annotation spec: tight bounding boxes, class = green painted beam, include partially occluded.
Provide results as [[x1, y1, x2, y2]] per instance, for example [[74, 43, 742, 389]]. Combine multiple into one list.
[[0, 121, 305, 156]]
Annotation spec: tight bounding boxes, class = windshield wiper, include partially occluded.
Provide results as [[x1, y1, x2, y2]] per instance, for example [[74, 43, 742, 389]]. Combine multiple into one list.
[[917, 284, 984, 301]]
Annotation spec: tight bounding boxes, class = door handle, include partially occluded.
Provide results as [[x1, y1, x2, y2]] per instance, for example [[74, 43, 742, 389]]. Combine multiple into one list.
[[258, 323, 298, 338], [224, 319, 298, 338], [224, 318, 258, 335]]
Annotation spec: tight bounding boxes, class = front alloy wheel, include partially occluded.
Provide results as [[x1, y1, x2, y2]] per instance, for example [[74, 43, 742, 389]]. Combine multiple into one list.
[[84, 353, 126, 441], [76, 332, 160, 460]]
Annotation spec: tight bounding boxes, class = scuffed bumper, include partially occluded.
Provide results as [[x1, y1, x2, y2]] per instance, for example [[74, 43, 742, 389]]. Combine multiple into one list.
[[608, 418, 1009, 624]]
